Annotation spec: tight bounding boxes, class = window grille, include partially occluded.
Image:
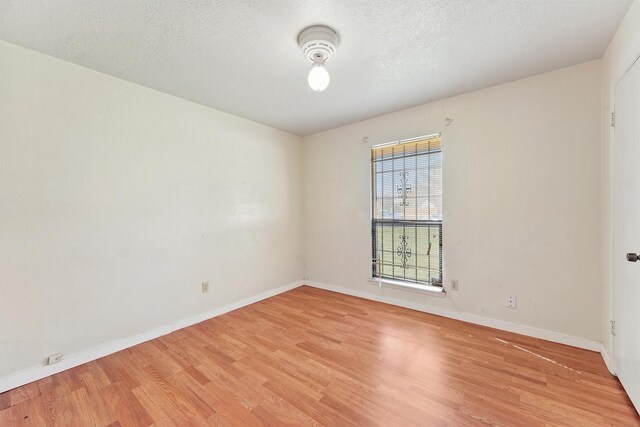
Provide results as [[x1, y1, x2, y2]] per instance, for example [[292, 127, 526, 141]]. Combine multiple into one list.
[[371, 135, 443, 286]]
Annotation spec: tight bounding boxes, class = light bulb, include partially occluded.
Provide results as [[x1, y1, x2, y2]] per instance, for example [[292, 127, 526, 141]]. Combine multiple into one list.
[[308, 63, 330, 92]]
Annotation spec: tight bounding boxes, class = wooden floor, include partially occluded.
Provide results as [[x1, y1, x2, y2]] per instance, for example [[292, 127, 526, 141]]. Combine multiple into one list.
[[1, 286, 638, 426]]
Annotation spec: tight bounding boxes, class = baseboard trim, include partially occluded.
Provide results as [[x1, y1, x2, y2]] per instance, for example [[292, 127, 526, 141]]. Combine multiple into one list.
[[303, 281, 602, 352], [600, 343, 616, 375], [2, 279, 609, 393], [0, 280, 304, 394]]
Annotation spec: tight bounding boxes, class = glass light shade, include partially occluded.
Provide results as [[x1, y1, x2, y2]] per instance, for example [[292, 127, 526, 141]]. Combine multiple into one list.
[[307, 63, 330, 92]]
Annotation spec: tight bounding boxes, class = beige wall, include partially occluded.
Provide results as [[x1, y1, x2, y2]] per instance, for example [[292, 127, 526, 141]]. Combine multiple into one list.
[[302, 60, 603, 342], [0, 40, 303, 378], [601, 0, 640, 364]]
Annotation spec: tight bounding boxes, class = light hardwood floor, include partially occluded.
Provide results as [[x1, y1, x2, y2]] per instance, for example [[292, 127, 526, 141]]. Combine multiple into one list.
[[1, 286, 638, 426]]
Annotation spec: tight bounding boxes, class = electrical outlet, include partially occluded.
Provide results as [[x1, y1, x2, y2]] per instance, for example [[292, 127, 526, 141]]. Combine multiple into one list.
[[201, 281, 209, 293], [506, 295, 517, 309], [48, 353, 62, 365], [450, 280, 459, 291]]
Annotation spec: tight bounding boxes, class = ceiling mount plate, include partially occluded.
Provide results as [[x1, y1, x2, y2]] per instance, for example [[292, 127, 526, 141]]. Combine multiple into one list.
[[298, 25, 339, 63]]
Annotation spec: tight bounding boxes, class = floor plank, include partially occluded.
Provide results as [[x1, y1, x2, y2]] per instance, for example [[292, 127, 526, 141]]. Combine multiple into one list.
[[1, 286, 638, 426]]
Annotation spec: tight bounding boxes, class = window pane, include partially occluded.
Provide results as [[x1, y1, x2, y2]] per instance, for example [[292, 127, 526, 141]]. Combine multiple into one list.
[[372, 221, 442, 285], [371, 136, 442, 286]]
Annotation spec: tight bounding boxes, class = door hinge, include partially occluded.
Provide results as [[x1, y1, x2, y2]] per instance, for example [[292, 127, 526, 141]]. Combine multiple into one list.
[[611, 112, 616, 128], [611, 320, 616, 336]]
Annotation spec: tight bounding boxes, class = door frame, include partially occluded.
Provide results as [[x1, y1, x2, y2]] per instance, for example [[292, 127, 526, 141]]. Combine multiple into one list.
[[610, 51, 640, 376]]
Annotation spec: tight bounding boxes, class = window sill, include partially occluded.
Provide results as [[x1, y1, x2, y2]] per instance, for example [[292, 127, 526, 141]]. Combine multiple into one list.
[[367, 278, 446, 297]]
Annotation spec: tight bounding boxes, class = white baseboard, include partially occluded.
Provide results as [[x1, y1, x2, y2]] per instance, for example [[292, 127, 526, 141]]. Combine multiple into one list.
[[600, 343, 616, 375], [2, 279, 610, 394], [0, 280, 304, 394], [303, 281, 602, 352]]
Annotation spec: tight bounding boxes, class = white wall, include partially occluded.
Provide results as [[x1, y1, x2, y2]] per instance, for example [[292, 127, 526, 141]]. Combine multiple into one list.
[[303, 60, 603, 342], [601, 0, 640, 363], [0, 40, 303, 379]]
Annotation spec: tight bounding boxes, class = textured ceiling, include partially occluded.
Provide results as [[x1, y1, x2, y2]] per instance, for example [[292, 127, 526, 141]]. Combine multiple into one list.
[[0, 0, 632, 135]]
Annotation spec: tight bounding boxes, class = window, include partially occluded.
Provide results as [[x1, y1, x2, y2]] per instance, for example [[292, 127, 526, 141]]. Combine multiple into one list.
[[371, 134, 442, 287]]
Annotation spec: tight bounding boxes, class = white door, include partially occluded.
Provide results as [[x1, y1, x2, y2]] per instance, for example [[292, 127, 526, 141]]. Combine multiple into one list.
[[613, 56, 640, 411]]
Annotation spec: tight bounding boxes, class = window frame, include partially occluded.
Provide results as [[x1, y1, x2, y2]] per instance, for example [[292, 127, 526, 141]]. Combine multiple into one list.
[[369, 133, 444, 292]]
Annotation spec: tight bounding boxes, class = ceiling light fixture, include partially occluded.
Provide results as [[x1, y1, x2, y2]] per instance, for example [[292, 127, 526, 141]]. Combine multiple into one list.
[[298, 25, 339, 92]]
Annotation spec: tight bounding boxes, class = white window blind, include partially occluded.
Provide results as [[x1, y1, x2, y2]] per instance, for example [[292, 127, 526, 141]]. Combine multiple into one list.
[[371, 134, 443, 286]]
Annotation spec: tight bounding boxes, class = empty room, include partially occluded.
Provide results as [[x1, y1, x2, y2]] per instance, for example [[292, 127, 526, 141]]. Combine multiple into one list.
[[1, 0, 640, 425]]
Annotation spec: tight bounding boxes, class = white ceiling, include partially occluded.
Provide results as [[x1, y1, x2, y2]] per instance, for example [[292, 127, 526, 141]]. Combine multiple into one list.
[[0, 0, 632, 136]]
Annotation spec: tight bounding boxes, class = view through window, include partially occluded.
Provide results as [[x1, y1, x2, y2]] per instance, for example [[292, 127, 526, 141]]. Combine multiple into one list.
[[371, 135, 443, 286]]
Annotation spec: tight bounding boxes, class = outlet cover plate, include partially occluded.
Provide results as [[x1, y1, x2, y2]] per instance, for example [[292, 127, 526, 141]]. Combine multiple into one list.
[[48, 353, 63, 365]]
